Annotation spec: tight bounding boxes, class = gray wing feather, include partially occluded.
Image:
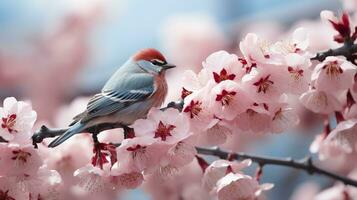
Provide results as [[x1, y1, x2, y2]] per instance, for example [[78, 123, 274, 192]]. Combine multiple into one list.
[[78, 73, 155, 123]]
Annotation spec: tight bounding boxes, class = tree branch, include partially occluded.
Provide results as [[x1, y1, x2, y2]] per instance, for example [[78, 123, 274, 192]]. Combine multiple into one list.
[[31, 101, 184, 147], [196, 147, 357, 187], [311, 40, 357, 63]]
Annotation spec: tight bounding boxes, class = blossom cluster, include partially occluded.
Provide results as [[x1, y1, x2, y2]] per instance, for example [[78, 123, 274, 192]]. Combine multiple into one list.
[[73, 25, 315, 199], [180, 27, 310, 140], [1, 7, 357, 200], [307, 11, 357, 163], [0, 97, 62, 199], [73, 21, 318, 200]]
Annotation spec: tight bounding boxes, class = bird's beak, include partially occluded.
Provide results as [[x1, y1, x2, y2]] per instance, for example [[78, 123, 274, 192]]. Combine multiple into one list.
[[162, 63, 176, 69]]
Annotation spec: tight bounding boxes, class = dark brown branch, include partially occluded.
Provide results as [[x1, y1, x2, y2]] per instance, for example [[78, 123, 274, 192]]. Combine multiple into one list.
[[311, 40, 357, 63], [196, 147, 357, 187], [32, 123, 123, 148]]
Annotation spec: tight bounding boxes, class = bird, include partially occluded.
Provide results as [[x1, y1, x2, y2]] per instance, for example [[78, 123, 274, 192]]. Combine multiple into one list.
[[48, 48, 175, 147]]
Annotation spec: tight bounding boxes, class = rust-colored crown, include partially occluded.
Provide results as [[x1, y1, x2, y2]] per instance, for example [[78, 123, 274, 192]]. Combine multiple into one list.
[[133, 48, 166, 62]]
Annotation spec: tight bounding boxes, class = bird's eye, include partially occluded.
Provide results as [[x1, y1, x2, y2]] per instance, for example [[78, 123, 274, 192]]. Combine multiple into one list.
[[151, 59, 165, 66]]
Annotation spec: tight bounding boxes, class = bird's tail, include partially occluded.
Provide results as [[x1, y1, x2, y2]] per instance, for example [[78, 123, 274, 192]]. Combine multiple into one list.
[[48, 121, 85, 148]]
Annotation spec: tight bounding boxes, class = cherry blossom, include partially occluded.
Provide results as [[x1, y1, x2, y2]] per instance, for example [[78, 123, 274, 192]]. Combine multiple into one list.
[[181, 69, 211, 97], [241, 67, 285, 103], [300, 89, 343, 114], [183, 87, 219, 133], [114, 171, 144, 190], [291, 27, 310, 53], [116, 137, 166, 172], [0, 166, 62, 199], [141, 138, 197, 182], [0, 177, 28, 200], [40, 134, 92, 177], [324, 119, 357, 155], [31, 166, 63, 199], [0, 143, 43, 177], [239, 33, 270, 65], [142, 161, 208, 200], [132, 108, 191, 144], [202, 50, 245, 83], [282, 53, 311, 94], [0, 97, 36, 143], [269, 104, 299, 133], [209, 80, 252, 120], [74, 164, 116, 194], [202, 159, 252, 192], [216, 173, 273, 200], [270, 27, 310, 56], [233, 103, 272, 133], [165, 139, 197, 168], [197, 122, 232, 146], [312, 56, 356, 92], [310, 134, 347, 160]]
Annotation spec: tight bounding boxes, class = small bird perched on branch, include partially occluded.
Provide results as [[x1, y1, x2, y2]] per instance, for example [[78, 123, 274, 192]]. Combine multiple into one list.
[[48, 48, 175, 147]]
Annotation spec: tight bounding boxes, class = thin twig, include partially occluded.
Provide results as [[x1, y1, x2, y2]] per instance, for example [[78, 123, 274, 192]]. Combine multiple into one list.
[[311, 41, 357, 63], [31, 123, 123, 148], [30, 99, 357, 187], [195, 147, 357, 187]]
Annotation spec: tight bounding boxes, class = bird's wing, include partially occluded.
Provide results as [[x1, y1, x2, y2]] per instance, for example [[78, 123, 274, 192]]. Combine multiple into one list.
[[76, 73, 155, 123]]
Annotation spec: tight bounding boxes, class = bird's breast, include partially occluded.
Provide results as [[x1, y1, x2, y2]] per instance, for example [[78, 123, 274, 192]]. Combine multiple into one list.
[[152, 73, 168, 107]]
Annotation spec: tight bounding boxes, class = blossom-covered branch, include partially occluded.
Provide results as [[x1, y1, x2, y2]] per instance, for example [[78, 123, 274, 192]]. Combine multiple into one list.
[[31, 97, 357, 187], [3, 9, 357, 200]]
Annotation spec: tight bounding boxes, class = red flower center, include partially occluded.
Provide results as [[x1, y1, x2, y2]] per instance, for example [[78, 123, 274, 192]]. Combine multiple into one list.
[[126, 144, 147, 158], [183, 100, 203, 119], [323, 61, 343, 77], [11, 149, 31, 164], [213, 68, 236, 83], [288, 67, 304, 80], [154, 121, 176, 141], [238, 57, 247, 65], [253, 75, 274, 93], [181, 87, 193, 99], [216, 90, 237, 106], [1, 114, 17, 133]]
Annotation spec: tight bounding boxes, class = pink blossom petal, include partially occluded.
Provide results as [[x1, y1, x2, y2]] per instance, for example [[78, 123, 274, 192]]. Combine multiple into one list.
[[312, 57, 356, 92], [0, 144, 43, 177], [300, 89, 343, 114]]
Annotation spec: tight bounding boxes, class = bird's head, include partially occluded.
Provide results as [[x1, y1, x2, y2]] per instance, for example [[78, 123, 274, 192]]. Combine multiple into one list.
[[133, 48, 176, 74]]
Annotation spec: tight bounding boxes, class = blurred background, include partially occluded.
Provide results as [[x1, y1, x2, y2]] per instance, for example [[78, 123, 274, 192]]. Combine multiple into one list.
[[0, 0, 347, 199]]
